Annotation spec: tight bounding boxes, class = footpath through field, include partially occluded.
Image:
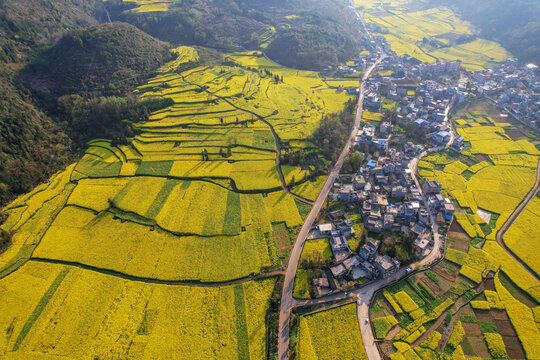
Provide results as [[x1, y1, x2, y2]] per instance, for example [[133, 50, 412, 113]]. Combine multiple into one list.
[[176, 72, 314, 206], [276, 55, 384, 360], [30, 257, 284, 287]]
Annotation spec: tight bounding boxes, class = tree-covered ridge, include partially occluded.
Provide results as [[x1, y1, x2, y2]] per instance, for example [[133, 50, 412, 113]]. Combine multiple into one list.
[[0, 2, 172, 206], [0, 0, 104, 205], [433, 0, 540, 65], [110, 0, 364, 69], [29, 22, 173, 96]]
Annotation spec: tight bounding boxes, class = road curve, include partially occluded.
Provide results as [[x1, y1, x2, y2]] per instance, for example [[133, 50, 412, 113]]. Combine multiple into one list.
[[277, 57, 384, 360], [495, 156, 540, 282]]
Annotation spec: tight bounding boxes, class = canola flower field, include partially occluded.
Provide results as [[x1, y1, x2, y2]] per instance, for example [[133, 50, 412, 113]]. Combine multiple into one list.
[[295, 304, 368, 360], [0, 46, 355, 358], [122, 0, 173, 13], [0, 261, 275, 359], [419, 100, 540, 282], [354, 0, 511, 70]]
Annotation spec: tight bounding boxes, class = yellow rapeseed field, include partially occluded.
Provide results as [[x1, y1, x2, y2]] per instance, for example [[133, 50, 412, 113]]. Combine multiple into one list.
[[504, 198, 540, 276], [0, 262, 275, 360], [296, 304, 368, 360], [0, 44, 357, 358], [360, 3, 511, 69]]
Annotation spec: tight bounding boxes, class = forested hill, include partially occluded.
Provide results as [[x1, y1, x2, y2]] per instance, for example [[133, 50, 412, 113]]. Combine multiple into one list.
[[27, 22, 172, 96], [0, 0, 103, 205], [0, 0, 365, 207], [109, 0, 364, 70], [433, 0, 540, 65], [0, 1, 171, 206]]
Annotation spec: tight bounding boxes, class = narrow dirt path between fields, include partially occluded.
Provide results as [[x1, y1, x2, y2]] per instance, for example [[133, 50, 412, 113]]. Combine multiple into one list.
[[179, 73, 314, 206], [31, 257, 284, 287]]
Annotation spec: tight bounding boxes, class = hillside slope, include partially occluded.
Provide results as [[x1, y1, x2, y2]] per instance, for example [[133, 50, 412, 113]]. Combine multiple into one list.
[[0, 0, 103, 205], [0, 4, 172, 206], [111, 0, 363, 70], [30, 22, 172, 96], [434, 0, 540, 65]]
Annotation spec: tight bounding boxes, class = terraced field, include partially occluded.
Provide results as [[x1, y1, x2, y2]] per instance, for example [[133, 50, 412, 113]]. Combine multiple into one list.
[[0, 47, 354, 358], [122, 0, 173, 13], [0, 261, 275, 359], [375, 100, 540, 359], [354, 0, 511, 69]]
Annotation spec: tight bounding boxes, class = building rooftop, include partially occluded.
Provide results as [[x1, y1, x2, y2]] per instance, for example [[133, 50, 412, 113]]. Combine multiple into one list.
[[318, 223, 333, 232]]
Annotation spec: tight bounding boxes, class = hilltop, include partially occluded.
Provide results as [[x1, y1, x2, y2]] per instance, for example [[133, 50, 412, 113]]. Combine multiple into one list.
[[111, 0, 363, 70], [436, 0, 540, 65], [28, 22, 173, 96]]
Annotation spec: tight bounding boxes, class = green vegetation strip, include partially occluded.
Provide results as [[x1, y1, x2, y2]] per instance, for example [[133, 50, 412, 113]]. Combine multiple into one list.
[[233, 284, 250, 360], [145, 179, 182, 218], [221, 190, 241, 235], [12, 266, 70, 351]]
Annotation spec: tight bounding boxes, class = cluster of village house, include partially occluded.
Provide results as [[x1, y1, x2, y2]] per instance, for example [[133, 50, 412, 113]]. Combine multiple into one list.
[[337, 31, 540, 144], [308, 149, 455, 297], [473, 59, 540, 130], [310, 53, 462, 297], [336, 50, 467, 153], [307, 126, 457, 296], [308, 210, 403, 297]]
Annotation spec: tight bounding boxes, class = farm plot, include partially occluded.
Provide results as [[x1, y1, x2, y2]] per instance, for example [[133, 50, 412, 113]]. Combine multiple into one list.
[[33, 176, 304, 282], [0, 166, 76, 277], [33, 190, 302, 281], [295, 304, 368, 359], [411, 100, 540, 359], [293, 176, 326, 202], [123, 0, 173, 13], [0, 262, 275, 360], [299, 238, 332, 265], [33, 207, 270, 282]]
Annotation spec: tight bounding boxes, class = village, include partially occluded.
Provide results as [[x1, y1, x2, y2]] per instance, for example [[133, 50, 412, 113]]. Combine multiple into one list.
[[297, 20, 540, 302], [305, 138, 456, 298], [473, 59, 540, 130]]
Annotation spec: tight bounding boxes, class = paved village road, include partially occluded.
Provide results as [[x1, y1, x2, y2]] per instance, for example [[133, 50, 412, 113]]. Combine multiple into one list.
[[277, 56, 384, 360], [495, 156, 540, 282]]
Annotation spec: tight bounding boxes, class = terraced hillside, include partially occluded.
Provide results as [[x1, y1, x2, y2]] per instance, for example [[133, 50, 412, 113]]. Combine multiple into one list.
[[353, 0, 511, 70], [0, 47, 356, 358]]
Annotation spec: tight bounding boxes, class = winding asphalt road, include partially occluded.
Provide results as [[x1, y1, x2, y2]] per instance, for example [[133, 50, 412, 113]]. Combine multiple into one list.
[[277, 56, 384, 360], [495, 156, 540, 282]]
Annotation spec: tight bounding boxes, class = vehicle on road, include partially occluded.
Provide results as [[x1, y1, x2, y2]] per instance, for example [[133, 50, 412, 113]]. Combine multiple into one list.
[[406, 267, 413, 273], [365, 319, 369, 324]]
